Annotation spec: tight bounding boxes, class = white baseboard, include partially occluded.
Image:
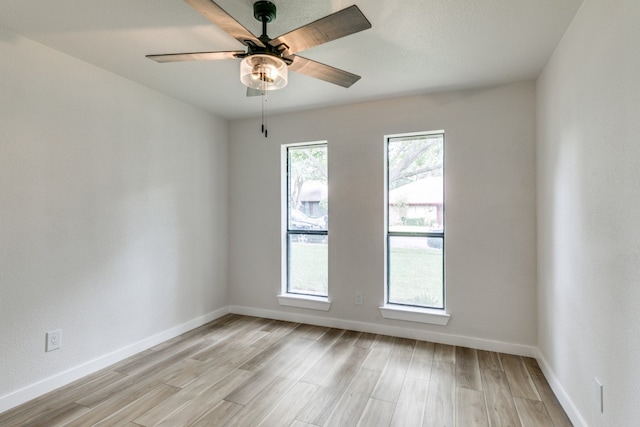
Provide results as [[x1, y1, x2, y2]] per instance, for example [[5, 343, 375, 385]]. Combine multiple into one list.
[[229, 305, 538, 358], [0, 307, 229, 415], [535, 349, 588, 427]]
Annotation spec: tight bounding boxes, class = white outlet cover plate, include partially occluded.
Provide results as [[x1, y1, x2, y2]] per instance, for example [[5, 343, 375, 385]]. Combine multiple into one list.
[[46, 330, 62, 352]]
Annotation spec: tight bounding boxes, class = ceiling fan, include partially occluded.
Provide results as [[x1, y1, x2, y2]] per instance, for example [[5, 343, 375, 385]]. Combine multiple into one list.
[[146, 0, 372, 95]]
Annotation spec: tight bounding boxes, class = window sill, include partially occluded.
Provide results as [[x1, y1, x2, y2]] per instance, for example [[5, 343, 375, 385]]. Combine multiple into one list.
[[379, 304, 450, 326], [277, 294, 331, 311]]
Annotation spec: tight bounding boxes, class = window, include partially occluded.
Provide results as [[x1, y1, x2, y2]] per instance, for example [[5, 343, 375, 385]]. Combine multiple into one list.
[[386, 132, 444, 309], [284, 143, 328, 298]]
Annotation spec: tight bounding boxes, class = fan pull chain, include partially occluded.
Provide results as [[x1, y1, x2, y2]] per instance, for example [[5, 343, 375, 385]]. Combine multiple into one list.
[[261, 88, 268, 138]]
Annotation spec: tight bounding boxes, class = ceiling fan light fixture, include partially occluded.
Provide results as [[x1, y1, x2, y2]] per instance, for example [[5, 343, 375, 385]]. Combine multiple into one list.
[[240, 54, 288, 91]]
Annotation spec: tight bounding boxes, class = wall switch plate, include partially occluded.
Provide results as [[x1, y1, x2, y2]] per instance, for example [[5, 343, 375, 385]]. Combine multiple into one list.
[[46, 330, 62, 352], [355, 292, 364, 306], [593, 378, 604, 413]]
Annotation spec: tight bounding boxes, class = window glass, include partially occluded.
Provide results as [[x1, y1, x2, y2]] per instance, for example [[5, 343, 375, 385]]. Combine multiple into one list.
[[288, 235, 328, 296], [388, 236, 443, 307]]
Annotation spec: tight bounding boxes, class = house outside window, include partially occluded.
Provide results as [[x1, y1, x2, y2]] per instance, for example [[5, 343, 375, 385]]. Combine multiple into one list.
[[283, 143, 328, 297], [386, 132, 445, 309]]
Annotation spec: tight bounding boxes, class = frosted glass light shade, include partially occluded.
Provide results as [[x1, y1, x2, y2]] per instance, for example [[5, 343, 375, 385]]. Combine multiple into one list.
[[240, 54, 288, 91]]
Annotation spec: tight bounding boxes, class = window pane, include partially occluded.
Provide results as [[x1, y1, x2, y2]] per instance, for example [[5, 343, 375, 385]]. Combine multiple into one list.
[[388, 135, 443, 233], [388, 236, 443, 308], [288, 145, 328, 231], [288, 234, 328, 296]]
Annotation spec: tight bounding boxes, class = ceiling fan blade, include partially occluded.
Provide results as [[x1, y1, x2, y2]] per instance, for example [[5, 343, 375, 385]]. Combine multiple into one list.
[[288, 55, 361, 88], [246, 87, 265, 97], [146, 51, 245, 63], [183, 0, 264, 47], [269, 5, 371, 55]]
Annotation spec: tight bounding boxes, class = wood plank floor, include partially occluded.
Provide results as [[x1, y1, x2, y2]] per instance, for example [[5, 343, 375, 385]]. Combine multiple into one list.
[[0, 315, 573, 427]]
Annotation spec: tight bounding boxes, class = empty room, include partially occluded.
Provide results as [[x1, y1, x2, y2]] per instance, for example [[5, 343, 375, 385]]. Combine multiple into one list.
[[1, 0, 638, 426]]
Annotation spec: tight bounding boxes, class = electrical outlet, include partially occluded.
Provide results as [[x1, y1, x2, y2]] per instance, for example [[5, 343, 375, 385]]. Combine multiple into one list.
[[593, 378, 604, 413], [355, 292, 364, 306], [46, 330, 62, 352]]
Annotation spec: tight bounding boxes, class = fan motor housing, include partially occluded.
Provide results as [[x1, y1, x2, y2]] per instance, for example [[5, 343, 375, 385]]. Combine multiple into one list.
[[253, 1, 276, 23]]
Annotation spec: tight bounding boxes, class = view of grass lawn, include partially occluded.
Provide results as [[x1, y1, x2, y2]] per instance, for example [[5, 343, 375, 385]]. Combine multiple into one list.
[[389, 245, 443, 308], [288, 240, 328, 296], [288, 240, 443, 308]]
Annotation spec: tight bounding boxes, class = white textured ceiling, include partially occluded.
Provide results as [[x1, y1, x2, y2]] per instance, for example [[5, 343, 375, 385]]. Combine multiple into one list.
[[0, 0, 582, 119]]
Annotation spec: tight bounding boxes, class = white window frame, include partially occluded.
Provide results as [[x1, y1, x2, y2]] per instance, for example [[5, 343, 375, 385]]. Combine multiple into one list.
[[278, 141, 331, 311], [380, 131, 450, 325]]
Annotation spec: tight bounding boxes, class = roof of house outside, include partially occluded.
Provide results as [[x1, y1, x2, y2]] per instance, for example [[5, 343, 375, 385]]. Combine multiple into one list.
[[300, 181, 328, 202], [389, 177, 443, 205]]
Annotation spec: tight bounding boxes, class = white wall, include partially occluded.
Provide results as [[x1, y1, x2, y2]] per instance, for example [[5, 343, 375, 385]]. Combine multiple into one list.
[[229, 82, 537, 350], [536, 0, 640, 425], [0, 29, 229, 409]]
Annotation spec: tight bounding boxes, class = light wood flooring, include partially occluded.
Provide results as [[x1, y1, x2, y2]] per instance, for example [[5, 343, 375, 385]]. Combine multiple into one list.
[[0, 314, 572, 426]]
